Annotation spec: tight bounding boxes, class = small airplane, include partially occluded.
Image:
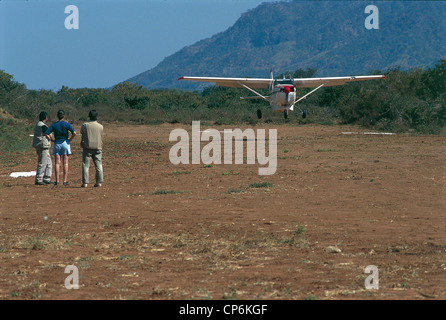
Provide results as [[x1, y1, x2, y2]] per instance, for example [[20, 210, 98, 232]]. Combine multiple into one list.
[[178, 70, 386, 119]]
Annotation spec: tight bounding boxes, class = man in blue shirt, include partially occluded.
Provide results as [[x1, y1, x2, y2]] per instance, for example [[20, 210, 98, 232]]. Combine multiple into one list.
[[45, 110, 77, 186]]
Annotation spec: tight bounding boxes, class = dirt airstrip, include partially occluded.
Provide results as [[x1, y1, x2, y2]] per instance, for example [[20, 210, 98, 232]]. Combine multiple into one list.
[[0, 123, 445, 300]]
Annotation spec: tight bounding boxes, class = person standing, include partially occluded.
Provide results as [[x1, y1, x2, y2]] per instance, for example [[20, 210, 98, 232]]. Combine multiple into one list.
[[45, 110, 76, 186], [80, 109, 104, 188], [32, 111, 53, 185]]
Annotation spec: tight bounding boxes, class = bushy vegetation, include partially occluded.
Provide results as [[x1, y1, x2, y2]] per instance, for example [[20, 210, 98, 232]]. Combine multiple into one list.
[[312, 61, 446, 134], [1, 61, 445, 155]]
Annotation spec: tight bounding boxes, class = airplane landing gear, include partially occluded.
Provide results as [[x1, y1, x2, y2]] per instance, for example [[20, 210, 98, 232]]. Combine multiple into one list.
[[284, 109, 288, 119], [257, 109, 262, 119], [302, 109, 307, 119]]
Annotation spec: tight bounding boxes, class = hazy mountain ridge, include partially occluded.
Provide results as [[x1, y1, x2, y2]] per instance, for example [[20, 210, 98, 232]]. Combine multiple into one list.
[[127, 1, 446, 90]]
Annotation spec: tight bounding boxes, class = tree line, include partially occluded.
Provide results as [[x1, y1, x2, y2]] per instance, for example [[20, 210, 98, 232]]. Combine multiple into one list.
[[1, 60, 445, 154]]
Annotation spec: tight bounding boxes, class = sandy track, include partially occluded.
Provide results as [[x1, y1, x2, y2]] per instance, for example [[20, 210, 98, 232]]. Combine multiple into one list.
[[0, 123, 445, 300]]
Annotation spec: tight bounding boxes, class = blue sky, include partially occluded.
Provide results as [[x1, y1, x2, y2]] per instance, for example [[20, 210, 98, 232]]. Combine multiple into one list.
[[0, 0, 276, 90]]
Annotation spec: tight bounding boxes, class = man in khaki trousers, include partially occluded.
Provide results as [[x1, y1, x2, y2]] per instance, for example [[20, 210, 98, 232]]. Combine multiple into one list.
[[33, 111, 53, 185], [80, 110, 104, 188]]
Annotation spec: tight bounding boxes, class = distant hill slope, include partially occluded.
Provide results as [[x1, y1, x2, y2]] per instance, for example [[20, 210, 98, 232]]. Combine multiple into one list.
[[127, 0, 446, 90]]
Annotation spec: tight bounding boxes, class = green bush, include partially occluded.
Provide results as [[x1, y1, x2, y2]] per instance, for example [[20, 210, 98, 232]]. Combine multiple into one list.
[[0, 117, 33, 153], [1, 60, 445, 152]]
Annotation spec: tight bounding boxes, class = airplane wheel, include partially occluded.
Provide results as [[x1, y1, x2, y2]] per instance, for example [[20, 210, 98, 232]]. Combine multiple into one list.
[[302, 109, 307, 119], [257, 109, 262, 119], [284, 109, 288, 119]]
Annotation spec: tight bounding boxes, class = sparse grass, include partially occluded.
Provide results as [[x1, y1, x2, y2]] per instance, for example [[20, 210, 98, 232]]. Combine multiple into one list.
[[226, 188, 244, 194], [222, 171, 239, 175], [271, 223, 309, 248], [249, 182, 273, 188], [0, 233, 79, 252], [168, 171, 192, 175], [173, 241, 187, 248], [27, 234, 46, 250], [221, 286, 237, 300], [151, 189, 182, 195], [76, 256, 94, 269], [194, 288, 212, 300], [117, 255, 134, 260], [295, 223, 305, 235], [126, 192, 148, 197], [119, 232, 165, 248]]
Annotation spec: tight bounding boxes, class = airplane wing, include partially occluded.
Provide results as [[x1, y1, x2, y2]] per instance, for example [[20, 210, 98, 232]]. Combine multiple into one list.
[[293, 75, 386, 88], [178, 76, 272, 89], [179, 75, 385, 88]]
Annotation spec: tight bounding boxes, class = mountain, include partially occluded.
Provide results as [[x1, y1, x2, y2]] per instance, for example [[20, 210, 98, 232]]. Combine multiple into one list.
[[126, 0, 446, 90]]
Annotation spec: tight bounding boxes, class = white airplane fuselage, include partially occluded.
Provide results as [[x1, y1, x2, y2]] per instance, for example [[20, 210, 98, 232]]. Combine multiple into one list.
[[269, 84, 296, 112]]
